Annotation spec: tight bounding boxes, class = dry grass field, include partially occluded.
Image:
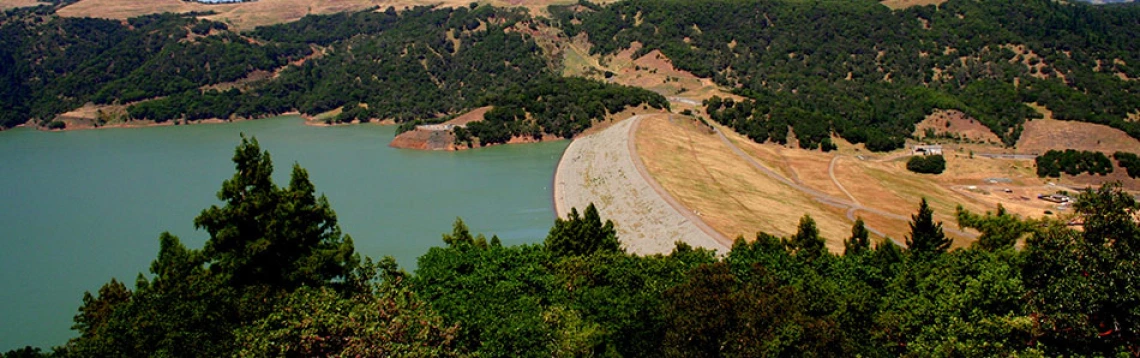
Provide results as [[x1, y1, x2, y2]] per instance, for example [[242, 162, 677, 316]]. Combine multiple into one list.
[[0, 0, 48, 9], [914, 109, 1003, 145], [716, 120, 989, 244], [634, 91, 1140, 251], [56, 0, 612, 31], [1018, 118, 1140, 155], [636, 114, 860, 253]]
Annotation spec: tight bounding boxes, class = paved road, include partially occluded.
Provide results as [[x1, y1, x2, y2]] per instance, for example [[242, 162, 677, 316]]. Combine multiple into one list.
[[975, 153, 1038, 160]]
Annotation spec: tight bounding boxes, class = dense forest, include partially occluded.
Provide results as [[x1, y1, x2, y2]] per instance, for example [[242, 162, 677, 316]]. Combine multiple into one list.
[[1035, 149, 1115, 177], [5, 0, 1140, 149], [554, 0, 1140, 151], [1116, 151, 1140, 178], [0, 7, 309, 128], [0, 3, 662, 140], [4, 140, 1139, 357]]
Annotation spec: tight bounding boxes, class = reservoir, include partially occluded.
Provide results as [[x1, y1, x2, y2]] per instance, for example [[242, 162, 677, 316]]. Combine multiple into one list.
[[0, 116, 568, 351]]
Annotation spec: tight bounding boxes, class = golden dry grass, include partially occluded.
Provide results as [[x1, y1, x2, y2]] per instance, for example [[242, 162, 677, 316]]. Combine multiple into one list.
[[632, 112, 1094, 250], [0, 0, 48, 9], [1018, 119, 1140, 155], [57, 0, 610, 31], [636, 114, 855, 253]]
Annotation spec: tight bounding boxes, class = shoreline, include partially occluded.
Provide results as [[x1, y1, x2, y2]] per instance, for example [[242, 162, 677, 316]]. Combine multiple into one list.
[[23, 112, 305, 132], [552, 114, 729, 255]]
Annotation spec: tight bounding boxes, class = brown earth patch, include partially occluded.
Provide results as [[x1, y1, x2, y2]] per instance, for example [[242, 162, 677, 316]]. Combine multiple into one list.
[[446, 106, 491, 126], [914, 109, 1002, 145], [1017, 117, 1140, 155], [389, 128, 459, 150], [878, 0, 944, 10]]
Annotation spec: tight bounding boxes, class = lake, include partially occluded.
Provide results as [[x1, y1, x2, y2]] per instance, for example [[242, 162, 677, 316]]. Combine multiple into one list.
[[0, 116, 568, 351]]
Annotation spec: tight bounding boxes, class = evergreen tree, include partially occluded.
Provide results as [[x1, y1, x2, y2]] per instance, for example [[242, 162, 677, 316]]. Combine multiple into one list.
[[844, 218, 871, 256], [957, 204, 1034, 251], [786, 215, 826, 260], [545, 203, 620, 257], [905, 198, 950, 257], [194, 135, 358, 290], [442, 217, 475, 247]]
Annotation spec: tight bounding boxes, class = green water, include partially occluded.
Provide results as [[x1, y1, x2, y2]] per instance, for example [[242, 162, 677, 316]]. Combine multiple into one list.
[[0, 116, 568, 351]]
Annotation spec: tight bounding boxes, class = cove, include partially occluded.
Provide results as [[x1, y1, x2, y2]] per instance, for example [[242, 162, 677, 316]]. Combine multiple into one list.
[[0, 116, 568, 351]]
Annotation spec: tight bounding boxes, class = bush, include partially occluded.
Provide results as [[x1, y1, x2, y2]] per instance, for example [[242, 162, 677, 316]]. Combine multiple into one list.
[[907, 155, 946, 174], [1114, 151, 1140, 179]]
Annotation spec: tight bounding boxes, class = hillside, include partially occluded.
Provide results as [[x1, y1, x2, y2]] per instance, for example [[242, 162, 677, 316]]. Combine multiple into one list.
[[3, 0, 1139, 151], [555, 0, 1140, 151], [0, 3, 663, 143]]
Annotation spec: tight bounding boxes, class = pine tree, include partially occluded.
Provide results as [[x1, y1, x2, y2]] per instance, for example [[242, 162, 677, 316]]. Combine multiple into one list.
[[442, 217, 474, 247], [194, 135, 358, 289], [545, 203, 620, 257], [844, 218, 871, 256], [786, 215, 826, 260], [905, 198, 950, 257]]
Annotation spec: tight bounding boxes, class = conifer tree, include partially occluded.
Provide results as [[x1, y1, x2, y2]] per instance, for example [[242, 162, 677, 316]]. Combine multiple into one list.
[[786, 215, 826, 260], [905, 198, 950, 257], [194, 135, 358, 289], [545, 203, 620, 257], [845, 218, 871, 256]]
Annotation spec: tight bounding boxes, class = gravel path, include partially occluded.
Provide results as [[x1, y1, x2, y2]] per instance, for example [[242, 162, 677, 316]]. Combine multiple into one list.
[[554, 115, 729, 255]]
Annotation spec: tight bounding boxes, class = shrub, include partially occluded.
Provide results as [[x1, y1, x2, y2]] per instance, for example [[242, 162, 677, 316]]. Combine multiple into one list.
[[907, 155, 946, 174]]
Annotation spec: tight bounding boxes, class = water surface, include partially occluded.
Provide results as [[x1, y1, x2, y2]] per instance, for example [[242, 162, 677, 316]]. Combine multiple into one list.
[[0, 116, 567, 350]]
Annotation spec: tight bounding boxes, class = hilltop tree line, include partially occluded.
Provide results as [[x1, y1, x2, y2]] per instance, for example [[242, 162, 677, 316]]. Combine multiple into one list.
[[556, 0, 1140, 151], [5, 140, 1140, 357], [1115, 151, 1140, 178], [1033, 149, 1140, 178], [1035, 149, 1116, 177]]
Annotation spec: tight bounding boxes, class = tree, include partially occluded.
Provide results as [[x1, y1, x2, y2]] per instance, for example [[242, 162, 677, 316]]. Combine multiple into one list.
[[844, 218, 871, 256], [956, 204, 1034, 251], [235, 285, 463, 357], [906, 155, 946, 174], [786, 214, 826, 261], [662, 263, 845, 357], [1023, 184, 1140, 355], [69, 278, 132, 352], [545, 203, 620, 257], [905, 198, 950, 257], [193, 135, 358, 290], [442, 217, 475, 247]]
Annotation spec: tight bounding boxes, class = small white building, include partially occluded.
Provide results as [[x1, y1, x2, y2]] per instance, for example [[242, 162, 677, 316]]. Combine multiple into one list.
[[912, 144, 943, 156]]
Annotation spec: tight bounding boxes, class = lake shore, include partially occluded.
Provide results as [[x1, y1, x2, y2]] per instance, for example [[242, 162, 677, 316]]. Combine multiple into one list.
[[553, 114, 729, 255]]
